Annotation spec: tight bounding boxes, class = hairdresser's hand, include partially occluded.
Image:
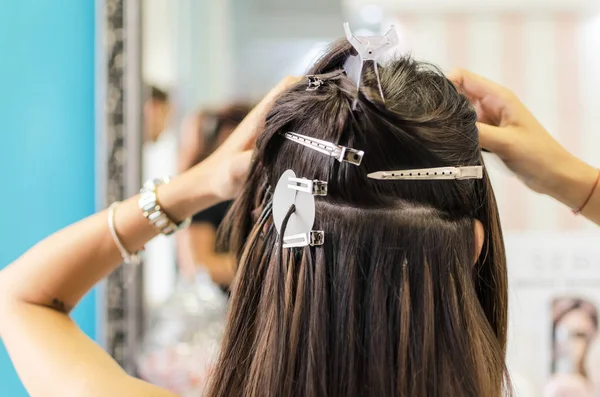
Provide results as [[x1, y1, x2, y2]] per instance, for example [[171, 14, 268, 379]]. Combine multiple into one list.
[[191, 76, 301, 201], [448, 68, 571, 194], [448, 69, 598, 210]]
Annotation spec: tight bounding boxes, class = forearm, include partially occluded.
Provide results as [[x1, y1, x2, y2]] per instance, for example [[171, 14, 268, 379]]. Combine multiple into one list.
[[0, 303, 179, 397], [548, 154, 600, 225], [176, 231, 198, 279], [202, 253, 236, 287], [0, 76, 293, 397], [0, 165, 217, 312]]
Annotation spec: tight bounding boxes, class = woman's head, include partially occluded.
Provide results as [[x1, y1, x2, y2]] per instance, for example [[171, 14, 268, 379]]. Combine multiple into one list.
[[553, 298, 599, 376], [208, 40, 509, 397]]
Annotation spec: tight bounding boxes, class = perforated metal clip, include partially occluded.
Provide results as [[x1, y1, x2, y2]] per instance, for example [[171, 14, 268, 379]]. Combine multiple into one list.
[[283, 131, 364, 166], [283, 231, 325, 248], [367, 166, 483, 181], [288, 177, 328, 196]]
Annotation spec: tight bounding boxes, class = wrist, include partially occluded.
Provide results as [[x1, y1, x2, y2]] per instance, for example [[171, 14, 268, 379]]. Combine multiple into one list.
[[546, 153, 598, 210], [155, 166, 219, 223]]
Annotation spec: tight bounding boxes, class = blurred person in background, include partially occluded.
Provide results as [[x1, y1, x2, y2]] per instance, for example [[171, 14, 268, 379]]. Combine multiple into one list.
[[144, 86, 173, 146], [143, 85, 178, 306], [137, 101, 255, 394], [177, 103, 253, 289]]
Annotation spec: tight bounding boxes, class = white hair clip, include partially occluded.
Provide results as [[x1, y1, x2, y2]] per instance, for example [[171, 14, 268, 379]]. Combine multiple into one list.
[[367, 166, 483, 180], [343, 22, 399, 106], [282, 131, 364, 166], [288, 177, 328, 196], [273, 170, 326, 248], [281, 231, 325, 248]]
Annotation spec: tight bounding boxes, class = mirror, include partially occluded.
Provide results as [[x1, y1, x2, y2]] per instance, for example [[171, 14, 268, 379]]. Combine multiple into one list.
[[137, 0, 343, 393], [127, 0, 600, 395]]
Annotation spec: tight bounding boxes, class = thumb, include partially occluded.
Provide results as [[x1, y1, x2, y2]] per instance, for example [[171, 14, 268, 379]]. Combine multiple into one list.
[[477, 122, 509, 155]]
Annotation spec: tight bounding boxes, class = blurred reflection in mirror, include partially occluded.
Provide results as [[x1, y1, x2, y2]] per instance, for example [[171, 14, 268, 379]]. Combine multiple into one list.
[[137, 271, 228, 395], [177, 104, 254, 288], [138, 102, 253, 395], [143, 85, 178, 307]]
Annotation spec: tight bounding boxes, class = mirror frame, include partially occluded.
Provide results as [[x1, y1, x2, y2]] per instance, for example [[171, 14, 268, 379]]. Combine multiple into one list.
[[96, 0, 145, 375]]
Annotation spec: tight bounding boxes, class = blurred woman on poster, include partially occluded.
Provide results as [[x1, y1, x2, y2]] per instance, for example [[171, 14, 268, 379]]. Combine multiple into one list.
[[544, 298, 598, 397]]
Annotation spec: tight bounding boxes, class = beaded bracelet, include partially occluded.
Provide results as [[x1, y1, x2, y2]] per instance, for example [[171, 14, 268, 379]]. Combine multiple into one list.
[[573, 170, 600, 215]]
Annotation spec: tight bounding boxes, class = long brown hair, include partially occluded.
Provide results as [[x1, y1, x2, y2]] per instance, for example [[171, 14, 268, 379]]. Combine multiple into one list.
[[207, 40, 510, 397]]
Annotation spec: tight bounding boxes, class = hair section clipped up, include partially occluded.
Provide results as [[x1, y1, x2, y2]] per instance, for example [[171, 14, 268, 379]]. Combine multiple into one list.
[[208, 28, 511, 397]]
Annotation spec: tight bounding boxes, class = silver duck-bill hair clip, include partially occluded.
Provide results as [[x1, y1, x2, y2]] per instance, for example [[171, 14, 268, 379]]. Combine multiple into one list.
[[282, 131, 364, 166], [368, 165, 483, 181]]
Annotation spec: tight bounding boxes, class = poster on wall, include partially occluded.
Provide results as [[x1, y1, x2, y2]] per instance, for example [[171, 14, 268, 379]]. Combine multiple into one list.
[[505, 233, 600, 397]]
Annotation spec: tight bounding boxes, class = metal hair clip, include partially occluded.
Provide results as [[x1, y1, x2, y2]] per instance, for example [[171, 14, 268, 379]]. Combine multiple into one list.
[[283, 231, 325, 248], [273, 170, 326, 249], [367, 166, 483, 181], [288, 177, 328, 196], [343, 22, 400, 105], [306, 75, 324, 91], [282, 131, 364, 166]]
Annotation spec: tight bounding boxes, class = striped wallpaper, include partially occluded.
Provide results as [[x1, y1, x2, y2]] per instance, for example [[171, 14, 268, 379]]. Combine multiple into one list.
[[381, 13, 600, 395], [386, 12, 600, 232]]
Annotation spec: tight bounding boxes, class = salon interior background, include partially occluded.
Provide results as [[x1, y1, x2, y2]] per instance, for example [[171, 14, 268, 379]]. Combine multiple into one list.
[[1, 0, 600, 395], [152, 0, 600, 232]]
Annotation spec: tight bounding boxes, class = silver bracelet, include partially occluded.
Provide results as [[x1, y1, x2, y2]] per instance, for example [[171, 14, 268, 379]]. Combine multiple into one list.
[[138, 177, 191, 236], [108, 202, 142, 266]]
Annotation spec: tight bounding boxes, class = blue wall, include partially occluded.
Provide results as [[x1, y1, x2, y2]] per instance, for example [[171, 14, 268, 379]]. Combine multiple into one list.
[[0, 1, 96, 395]]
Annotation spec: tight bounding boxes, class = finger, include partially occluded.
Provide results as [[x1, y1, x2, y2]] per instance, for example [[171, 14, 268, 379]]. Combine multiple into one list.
[[472, 100, 500, 126], [447, 68, 512, 126], [447, 68, 507, 101], [224, 76, 303, 152], [477, 122, 510, 155]]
